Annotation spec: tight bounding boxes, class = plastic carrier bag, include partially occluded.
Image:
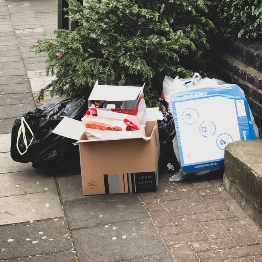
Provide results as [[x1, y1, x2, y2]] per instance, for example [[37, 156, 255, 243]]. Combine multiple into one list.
[[163, 73, 258, 181], [10, 97, 89, 171]]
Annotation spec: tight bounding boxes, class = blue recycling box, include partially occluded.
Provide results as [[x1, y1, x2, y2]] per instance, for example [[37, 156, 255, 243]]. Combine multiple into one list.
[[171, 84, 256, 174]]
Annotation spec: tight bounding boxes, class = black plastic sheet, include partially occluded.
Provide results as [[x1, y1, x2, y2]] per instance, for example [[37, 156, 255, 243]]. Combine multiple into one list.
[[157, 98, 178, 169]]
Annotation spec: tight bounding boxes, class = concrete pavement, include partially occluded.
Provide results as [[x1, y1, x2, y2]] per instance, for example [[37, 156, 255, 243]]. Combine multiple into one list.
[[0, 0, 262, 261]]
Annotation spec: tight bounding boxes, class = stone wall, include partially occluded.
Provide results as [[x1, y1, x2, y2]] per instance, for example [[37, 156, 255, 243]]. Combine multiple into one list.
[[212, 39, 262, 137]]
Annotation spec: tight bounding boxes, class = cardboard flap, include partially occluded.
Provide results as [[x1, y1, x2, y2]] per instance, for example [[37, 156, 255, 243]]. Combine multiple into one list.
[[146, 107, 162, 121], [89, 83, 144, 101], [53, 117, 85, 141], [76, 128, 151, 143]]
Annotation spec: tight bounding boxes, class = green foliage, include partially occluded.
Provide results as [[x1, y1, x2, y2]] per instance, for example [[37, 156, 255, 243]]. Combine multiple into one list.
[[210, 0, 262, 41], [32, 0, 213, 105]]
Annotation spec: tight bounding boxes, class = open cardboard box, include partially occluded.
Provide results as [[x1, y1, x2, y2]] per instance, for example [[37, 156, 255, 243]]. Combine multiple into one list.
[[53, 108, 160, 195], [88, 81, 147, 127]]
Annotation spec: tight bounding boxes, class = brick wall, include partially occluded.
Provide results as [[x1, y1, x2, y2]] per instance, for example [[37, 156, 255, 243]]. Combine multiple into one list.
[[212, 39, 262, 137]]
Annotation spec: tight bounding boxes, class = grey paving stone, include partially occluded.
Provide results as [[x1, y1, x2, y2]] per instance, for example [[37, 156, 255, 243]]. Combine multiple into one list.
[[63, 194, 149, 230], [0, 75, 29, 85], [24, 57, 49, 66], [56, 174, 85, 202], [0, 169, 57, 197], [0, 191, 63, 225], [0, 151, 32, 173], [17, 36, 46, 46], [22, 51, 41, 59], [0, 55, 22, 63], [15, 28, 46, 38], [0, 31, 15, 37], [0, 44, 19, 52], [0, 35, 17, 43], [0, 251, 77, 262], [29, 75, 56, 92], [0, 83, 31, 94], [0, 133, 11, 152], [9, 13, 36, 19], [0, 117, 17, 134], [72, 219, 169, 262], [0, 49, 21, 57], [0, 93, 34, 106], [0, 68, 27, 76], [26, 62, 48, 71], [0, 26, 14, 32], [0, 61, 25, 70], [0, 103, 35, 119], [0, 218, 73, 260], [13, 23, 42, 30], [127, 253, 174, 262]]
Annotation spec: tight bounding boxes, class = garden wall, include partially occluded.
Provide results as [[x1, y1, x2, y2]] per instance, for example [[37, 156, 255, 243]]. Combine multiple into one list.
[[212, 39, 262, 137]]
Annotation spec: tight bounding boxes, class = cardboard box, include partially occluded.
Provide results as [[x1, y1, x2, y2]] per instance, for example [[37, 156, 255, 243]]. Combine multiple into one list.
[[88, 81, 147, 127], [53, 109, 160, 195], [171, 84, 256, 174]]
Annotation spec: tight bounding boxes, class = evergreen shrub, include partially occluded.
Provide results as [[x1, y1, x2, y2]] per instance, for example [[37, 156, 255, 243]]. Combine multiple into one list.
[[33, 0, 213, 105]]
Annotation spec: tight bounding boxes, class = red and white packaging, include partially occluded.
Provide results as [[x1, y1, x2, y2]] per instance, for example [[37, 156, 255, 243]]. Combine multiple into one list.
[[82, 115, 139, 131], [88, 81, 147, 128]]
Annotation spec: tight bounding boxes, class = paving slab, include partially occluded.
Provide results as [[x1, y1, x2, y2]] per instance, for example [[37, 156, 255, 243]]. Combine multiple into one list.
[[25, 62, 49, 71], [0, 118, 18, 134], [28, 75, 56, 92], [0, 61, 25, 70], [0, 218, 73, 260], [63, 194, 149, 230], [0, 103, 35, 119], [0, 26, 14, 32], [127, 253, 174, 262], [0, 31, 15, 37], [0, 68, 27, 76], [0, 251, 77, 262], [0, 75, 29, 85], [0, 44, 19, 52], [56, 173, 84, 202], [0, 83, 31, 94], [0, 152, 32, 173], [0, 169, 57, 197], [72, 219, 171, 262], [23, 57, 49, 66], [0, 55, 22, 63], [0, 133, 11, 152], [0, 93, 34, 106], [0, 190, 63, 225], [0, 35, 17, 44], [15, 28, 46, 38], [0, 48, 21, 57]]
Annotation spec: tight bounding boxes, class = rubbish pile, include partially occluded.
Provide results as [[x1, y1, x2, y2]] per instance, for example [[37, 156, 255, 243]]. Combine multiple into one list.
[[11, 74, 258, 195], [11, 82, 160, 195]]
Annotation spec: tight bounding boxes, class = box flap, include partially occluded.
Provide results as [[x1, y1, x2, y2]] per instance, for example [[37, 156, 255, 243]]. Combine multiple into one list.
[[53, 117, 85, 141], [146, 107, 162, 121], [76, 128, 151, 143], [89, 82, 145, 101]]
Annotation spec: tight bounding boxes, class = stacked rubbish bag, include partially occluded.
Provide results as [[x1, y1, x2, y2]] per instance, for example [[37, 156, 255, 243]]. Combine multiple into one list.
[[162, 73, 259, 181]]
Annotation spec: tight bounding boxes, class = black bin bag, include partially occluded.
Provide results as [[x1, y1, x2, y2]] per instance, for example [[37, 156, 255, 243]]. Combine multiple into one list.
[[157, 97, 178, 169], [11, 97, 89, 171]]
